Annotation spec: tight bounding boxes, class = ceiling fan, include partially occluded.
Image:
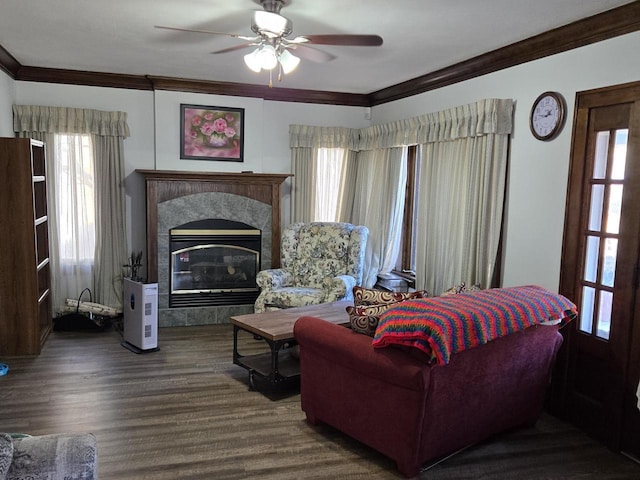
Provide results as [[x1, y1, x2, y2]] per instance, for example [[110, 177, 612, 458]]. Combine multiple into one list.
[[155, 0, 383, 85]]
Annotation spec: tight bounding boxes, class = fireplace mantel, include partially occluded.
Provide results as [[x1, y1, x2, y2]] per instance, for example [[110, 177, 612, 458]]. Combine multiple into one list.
[[137, 169, 291, 282]]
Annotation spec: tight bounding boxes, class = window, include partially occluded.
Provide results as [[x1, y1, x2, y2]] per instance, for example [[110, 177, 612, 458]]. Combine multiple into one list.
[[314, 145, 416, 273], [53, 133, 96, 268], [314, 147, 346, 221], [395, 145, 419, 277]]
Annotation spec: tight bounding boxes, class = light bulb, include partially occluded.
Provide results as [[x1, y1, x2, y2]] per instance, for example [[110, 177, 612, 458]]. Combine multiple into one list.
[[279, 49, 300, 74], [256, 44, 278, 71], [243, 49, 262, 72]]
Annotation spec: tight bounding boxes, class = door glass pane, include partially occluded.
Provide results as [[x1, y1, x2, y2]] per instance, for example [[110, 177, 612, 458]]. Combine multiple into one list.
[[588, 185, 604, 231], [611, 129, 628, 180], [584, 236, 600, 283], [596, 290, 613, 340], [606, 185, 623, 234], [601, 238, 618, 288], [593, 131, 609, 179], [580, 286, 595, 334]]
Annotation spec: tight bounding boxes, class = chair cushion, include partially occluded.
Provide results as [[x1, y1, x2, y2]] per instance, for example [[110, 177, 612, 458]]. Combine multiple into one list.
[[292, 224, 352, 286], [0, 434, 13, 480], [261, 287, 326, 310]]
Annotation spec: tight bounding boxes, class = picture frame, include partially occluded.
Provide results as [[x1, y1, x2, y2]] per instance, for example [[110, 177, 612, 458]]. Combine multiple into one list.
[[180, 104, 244, 161]]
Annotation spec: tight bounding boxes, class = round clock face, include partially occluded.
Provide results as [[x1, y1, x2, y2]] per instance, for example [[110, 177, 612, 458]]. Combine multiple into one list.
[[530, 92, 564, 140]]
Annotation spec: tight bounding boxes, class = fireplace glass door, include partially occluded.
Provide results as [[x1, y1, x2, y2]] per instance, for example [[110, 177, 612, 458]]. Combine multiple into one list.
[[169, 219, 261, 307], [172, 244, 258, 293]]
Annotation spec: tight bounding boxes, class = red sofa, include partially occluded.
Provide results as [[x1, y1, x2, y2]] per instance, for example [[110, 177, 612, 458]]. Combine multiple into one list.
[[294, 316, 563, 477]]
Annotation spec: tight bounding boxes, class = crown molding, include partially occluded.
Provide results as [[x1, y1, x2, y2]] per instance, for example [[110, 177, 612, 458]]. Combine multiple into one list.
[[14, 66, 154, 90], [0, 44, 20, 77], [370, 1, 640, 105], [1, 2, 638, 106], [8, 67, 370, 106], [146, 76, 371, 106]]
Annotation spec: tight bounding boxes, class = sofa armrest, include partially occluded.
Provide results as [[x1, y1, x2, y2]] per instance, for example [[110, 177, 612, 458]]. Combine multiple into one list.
[[294, 315, 430, 392], [256, 268, 293, 289]]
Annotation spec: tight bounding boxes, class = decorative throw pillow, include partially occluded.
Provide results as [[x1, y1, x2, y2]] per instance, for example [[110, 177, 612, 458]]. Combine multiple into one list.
[[353, 286, 428, 306], [0, 433, 13, 480], [347, 304, 395, 337]]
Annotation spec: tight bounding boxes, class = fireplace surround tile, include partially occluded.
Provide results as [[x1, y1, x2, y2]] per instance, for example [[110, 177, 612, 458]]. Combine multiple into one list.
[[158, 192, 271, 327], [137, 170, 290, 327]]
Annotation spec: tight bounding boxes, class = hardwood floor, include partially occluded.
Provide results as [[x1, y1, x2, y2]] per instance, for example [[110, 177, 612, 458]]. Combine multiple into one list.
[[1, 324, 639, 479]]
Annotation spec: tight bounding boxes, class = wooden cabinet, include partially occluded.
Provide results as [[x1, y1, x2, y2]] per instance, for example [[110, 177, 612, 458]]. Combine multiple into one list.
[[0, 138, 52, 355]]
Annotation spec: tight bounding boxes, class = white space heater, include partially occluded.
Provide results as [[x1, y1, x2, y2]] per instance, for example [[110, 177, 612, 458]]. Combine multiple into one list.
[[123, 278, 159, 353]]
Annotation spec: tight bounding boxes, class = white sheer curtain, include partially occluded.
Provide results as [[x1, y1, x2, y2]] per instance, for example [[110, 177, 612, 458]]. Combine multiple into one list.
[[315, 147, 346, 221], [345, 147, 407, 287], [51, 134, 96, 308], [414, 99, 513, 295], [13, 105, 130, 311]]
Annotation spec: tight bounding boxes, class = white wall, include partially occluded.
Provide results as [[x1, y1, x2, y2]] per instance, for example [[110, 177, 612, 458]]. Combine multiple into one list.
[[0, 70, 15, 136], [153, 91, 265, 173], [372, 31, 640, 292]]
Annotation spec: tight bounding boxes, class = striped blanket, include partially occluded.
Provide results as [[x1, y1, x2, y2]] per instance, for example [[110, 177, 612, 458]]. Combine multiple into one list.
[[372, 285, 577, 365]]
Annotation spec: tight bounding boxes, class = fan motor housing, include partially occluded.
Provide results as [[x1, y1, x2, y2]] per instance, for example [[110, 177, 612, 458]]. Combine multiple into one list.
[[258, 0, 287, 14]]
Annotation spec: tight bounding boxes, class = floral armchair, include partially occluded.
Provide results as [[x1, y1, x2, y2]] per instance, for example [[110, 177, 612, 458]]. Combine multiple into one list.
[[254, 222, 369, 313]]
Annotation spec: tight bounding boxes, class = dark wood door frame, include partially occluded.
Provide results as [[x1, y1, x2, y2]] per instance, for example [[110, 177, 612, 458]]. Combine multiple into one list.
[[555, 80, 640, 458]]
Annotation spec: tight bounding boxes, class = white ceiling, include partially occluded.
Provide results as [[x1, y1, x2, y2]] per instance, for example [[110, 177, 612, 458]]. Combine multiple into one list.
[[0, 0, 634, 94]]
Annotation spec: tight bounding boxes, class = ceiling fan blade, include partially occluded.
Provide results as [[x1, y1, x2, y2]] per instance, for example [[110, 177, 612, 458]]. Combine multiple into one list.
[[290, 34, 383, 46], [154, 25, 257, 42], [211, 43, 257, 54], [285, 44, 336, 63]]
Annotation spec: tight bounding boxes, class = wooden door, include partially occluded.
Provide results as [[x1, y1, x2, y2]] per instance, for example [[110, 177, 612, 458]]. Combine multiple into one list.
[[558, 81, 640, 460]]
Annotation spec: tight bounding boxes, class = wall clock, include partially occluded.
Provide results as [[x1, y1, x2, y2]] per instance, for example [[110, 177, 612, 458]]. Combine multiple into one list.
[[530, 91, 565, 141]]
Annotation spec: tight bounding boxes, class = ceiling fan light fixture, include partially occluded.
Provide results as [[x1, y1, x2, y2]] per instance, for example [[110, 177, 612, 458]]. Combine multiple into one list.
[[243, 49, 263, 72], [279, 49, 300, 74], [256, 44, 279, 70]]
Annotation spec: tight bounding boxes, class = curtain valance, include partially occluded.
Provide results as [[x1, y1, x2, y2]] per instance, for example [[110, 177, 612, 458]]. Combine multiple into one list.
[[13, 105, 130, 138], [289, 125, 359, 149], [290, 98, 514, 152], [358, 98, 513, 150]]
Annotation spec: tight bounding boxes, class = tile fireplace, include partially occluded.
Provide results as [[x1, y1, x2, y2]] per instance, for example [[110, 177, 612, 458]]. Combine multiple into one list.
[[137, 170, 290, 327]]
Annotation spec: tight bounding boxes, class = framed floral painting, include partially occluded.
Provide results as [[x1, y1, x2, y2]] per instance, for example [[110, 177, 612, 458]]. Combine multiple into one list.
[[180, 104, 244, 161]]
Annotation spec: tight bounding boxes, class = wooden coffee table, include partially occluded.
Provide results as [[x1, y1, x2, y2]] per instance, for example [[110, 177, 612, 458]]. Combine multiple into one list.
[[231, 300, 351, 393]]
